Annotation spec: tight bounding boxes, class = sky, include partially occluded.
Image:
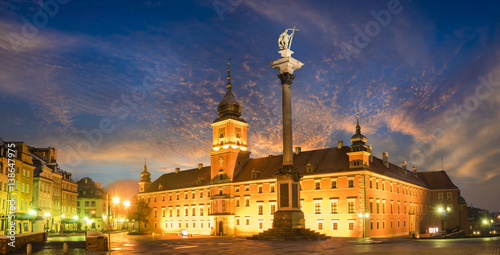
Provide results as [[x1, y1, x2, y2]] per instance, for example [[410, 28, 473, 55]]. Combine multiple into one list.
[[1, 0, 499, 212]]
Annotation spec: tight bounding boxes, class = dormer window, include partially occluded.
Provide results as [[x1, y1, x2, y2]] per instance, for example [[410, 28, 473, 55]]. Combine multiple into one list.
[[306, 163, 316, 173], [251, 169, 260, 179], [196, 178, 204, 185], [158, 184, 163, 190]]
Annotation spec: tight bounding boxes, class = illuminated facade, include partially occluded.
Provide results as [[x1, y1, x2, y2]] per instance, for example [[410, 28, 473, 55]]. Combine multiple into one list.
[[77, 177, 108, 231], [138, 66, 468, 237]]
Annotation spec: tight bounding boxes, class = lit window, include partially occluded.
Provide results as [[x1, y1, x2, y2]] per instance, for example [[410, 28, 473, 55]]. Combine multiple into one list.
[[331, 179, 337, 189], [258, 204, 263, 215], [258, 220, 263, 229], [330, 200, 338, 214], [317, 220, 324, 230], [348, 200, 355, 214], [315, 201, 322, 214], [245, 217, 250, 225], [348, 220, 355, 230], [236, 217, 240, 225], [200, 206, 204, 216], [348, 178, 354, 188], [332, 220, 338, 230], [236, 199, 240, 207], [245, 197, 250, 207]]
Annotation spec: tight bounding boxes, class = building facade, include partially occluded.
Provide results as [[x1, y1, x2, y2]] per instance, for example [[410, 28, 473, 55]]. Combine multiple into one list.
[[138, 70, 469, 237], [77, 177, 108, 231]]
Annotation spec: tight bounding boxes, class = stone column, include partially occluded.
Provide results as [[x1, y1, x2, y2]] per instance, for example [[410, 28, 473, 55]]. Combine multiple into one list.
[[278, 72, 295, 166], [269, 49, 305, 228]]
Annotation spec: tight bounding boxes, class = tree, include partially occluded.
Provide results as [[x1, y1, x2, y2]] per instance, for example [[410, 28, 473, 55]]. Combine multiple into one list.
[[129, 197, 152, 232]]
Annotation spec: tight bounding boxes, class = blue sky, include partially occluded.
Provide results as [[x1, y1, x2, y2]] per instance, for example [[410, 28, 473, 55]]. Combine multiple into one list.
[[1, 0, 500, 212]]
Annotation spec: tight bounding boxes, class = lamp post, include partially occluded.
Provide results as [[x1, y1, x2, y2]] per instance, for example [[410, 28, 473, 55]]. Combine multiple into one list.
[[438, 206, 451, 238]]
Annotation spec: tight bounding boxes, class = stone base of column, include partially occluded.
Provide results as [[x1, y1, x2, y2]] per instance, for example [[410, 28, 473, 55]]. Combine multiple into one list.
[[273, 210, 305, 229], [248, 210, 328, 241]]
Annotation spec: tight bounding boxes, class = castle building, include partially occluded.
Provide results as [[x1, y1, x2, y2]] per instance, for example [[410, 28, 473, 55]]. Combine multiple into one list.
[[138, 64, 469, 237]]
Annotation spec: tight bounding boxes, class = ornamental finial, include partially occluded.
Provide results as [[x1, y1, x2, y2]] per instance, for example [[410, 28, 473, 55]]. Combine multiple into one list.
[[226, 58, 232, 91]]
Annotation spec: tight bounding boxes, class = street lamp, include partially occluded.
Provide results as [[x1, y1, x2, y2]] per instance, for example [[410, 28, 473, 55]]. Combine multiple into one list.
[[438, 207, 451, 238]]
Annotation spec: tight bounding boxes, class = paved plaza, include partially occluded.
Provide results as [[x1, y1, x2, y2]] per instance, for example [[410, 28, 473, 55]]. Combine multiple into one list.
[[11, 233, 500, 255]]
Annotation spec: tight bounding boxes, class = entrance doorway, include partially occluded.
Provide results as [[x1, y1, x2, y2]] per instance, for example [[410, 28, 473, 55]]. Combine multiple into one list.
[[218, 221, 223, 236]]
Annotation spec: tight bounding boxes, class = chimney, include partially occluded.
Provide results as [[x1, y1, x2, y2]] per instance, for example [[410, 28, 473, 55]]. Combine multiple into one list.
[[337, 141, 343, 149], [368, 145, 373, 162], [295, 147, 301, 154], [413, 166, 418, 177], [383, 152, 389, 168], [175, 167, 180, 173], [198, 163, 203, 169], [402, 161, 407, 174]]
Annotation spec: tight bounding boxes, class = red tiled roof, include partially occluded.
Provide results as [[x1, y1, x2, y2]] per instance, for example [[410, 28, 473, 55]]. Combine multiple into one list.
[[144, 147, 458, 193], [418, 171, 458, 190]]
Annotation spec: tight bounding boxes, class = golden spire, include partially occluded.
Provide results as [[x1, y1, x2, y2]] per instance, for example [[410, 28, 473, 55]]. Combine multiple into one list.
[[226, 58, 232, 91], [144, 158, 147, 172]]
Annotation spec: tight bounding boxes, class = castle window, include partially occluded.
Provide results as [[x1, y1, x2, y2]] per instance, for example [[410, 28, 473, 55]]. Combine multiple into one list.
[[200, 206, 204, 216], [348, 220, 355, 230], [158, 184, 162, 190], [245, 185, 249, 192], [200, 190, 203, 198], [176, 193, 179, 200], [236, 217, 240, 225], [347, 199, 355, 214], [306, 163, 316, 173], [258, 185, 262, 193], [192, 192, 195, 199], [245, 197, 250, 207], [169, 194, 172, 201], [315, 180, 320, 190], [332, 220, 339, 230], [314, 200, 322, 214], [330, 199, 338, 214], [236, 199, 240, 207], [270, 185, 275, 193], [258, 204, 263, 215], [447, 192, 452, 201], [162, 195, 165, 201], [245, 217, 250, 225], [236, 187, 240, 192], [270, 203, 276, 214], [317, 220, 324, 230], [348, 178, 354, 188], [192, 207, 196, 216], [331, 179, 337, 189], [258, 220, 263, 229], [185, 193, 188, 199]]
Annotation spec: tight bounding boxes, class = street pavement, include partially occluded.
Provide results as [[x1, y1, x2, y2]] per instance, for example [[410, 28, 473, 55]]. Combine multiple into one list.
[[10, 232, 500, 255]]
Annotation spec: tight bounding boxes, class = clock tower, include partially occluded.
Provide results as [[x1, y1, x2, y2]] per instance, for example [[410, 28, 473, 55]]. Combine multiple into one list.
[[210, 60, 250, 183]]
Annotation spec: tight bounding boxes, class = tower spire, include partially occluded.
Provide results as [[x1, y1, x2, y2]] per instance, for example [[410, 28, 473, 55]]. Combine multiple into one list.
[[144, 158, 147, 171], [226, 58, 232, 91], [356, 113, 361, 134]]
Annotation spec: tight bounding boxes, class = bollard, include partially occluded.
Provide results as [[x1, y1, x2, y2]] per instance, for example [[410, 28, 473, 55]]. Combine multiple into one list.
[[26, 243, 32, 254], [63, 242, 68, 252]]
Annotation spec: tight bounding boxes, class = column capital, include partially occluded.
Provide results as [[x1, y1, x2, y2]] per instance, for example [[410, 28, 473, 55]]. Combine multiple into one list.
[[277, 72, 296, 85]]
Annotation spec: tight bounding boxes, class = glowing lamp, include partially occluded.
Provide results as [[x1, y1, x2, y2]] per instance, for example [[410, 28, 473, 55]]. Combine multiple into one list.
[[231, 145, 238, 149], [61, 214, 65, 219], [213, 147, 220, 151], [240, 147, 247, 151], [73, 216, 78, 220], [44, 212, 51, 217], [29, 210, 36, 215], [222, 145, 229, 149]]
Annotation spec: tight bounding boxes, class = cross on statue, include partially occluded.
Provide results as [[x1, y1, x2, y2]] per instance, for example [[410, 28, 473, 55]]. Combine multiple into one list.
[[278, 26, 300, 50]]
